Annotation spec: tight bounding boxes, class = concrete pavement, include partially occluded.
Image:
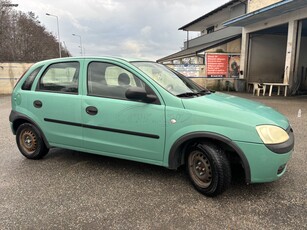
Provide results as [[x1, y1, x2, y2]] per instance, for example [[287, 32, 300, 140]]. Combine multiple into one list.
[[0, 93, 306, 229]]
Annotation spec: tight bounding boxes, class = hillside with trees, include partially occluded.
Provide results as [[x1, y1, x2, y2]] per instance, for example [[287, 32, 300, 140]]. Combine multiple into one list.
[[0, 0, 70, 62]]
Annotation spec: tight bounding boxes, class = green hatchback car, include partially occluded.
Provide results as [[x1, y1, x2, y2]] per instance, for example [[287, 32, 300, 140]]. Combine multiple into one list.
[[10, 57, 294, 196]]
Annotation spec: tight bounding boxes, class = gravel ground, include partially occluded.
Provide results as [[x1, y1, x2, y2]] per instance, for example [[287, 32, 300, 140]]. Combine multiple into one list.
[[0, 93, 306, 230]]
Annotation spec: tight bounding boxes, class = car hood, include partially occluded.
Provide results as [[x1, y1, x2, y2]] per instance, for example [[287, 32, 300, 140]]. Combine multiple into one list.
[[181, 92, 289, 130]]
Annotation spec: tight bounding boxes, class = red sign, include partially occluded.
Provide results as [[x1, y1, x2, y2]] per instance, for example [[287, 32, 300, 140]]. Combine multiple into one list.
[[206, 54, 228, 77]]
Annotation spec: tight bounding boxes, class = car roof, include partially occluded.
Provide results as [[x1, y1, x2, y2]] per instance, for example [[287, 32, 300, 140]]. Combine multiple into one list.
[[34, 56, 152, 65]]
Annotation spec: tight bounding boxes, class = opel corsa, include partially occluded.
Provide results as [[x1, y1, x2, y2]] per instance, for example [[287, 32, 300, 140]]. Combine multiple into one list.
[[10, 57, 294, 196]]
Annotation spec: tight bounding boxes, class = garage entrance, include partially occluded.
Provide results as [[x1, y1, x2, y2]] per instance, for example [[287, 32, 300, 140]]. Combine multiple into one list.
[[247, 24, 288, 84], [246, 20, 307, 95]]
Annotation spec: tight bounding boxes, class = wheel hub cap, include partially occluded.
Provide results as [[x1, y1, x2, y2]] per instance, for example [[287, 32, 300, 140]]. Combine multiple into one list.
[[195, 161, 207, 175], [24, 136, 32, 146]]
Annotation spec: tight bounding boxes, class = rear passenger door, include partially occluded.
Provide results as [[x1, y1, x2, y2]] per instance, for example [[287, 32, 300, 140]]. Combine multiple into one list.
[[27, 61, 83, 148], [82, 60, 166, 164]]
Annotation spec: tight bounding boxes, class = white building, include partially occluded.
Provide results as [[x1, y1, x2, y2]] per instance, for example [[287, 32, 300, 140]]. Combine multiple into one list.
[[225, 0, 307, 95], [158, 0, 307, 95]]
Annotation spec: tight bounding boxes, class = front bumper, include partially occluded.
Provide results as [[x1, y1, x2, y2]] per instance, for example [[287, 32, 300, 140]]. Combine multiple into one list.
[[235, 141, 293, 183]]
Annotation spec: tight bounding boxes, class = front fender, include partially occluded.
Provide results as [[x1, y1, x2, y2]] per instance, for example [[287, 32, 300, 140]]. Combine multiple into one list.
[[166, 131, 251, 184]]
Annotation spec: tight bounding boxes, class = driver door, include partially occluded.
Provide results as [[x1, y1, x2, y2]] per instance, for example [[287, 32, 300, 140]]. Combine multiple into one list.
[[82, 60, 166, 164]]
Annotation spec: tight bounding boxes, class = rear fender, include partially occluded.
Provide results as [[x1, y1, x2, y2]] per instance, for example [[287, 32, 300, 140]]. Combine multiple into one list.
[[9, 110, 51, 148]]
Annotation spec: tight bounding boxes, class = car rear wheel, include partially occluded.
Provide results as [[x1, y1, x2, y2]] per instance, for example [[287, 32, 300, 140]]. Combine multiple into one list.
[[16, 123, 49, 159], [186, 142, 231, 197]]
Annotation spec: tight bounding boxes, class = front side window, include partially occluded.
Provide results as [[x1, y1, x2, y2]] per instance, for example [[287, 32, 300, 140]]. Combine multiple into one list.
[[88, 62, 154, 100], [37, 62, 79, 94], [132, 62, 209, 97]]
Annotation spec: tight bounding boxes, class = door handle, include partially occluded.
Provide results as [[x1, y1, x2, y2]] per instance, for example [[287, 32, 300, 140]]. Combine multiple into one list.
[[86, 106, 98, 115], [33, 100, 42, 108]]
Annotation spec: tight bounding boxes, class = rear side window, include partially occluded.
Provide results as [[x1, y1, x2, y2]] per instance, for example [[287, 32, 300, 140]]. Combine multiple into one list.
[[21, 66, 43, 90], [37, 62, 79, 94]]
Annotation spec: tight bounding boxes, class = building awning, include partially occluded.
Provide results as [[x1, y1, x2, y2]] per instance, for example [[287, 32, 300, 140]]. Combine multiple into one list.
[[157, 35, 240, 63], [224, 0, 307, 27]]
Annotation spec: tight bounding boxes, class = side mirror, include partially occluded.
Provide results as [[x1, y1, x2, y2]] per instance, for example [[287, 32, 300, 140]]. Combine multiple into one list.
[[125, 87, 157, 103]]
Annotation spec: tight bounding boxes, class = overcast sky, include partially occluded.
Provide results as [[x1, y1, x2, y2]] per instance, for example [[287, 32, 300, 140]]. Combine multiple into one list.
[[13, 0, 229, 60]]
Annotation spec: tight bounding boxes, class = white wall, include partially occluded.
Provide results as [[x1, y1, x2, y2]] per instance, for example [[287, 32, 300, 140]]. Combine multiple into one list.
[[0, 63, 33, 94], [248, 0, 282, 13]]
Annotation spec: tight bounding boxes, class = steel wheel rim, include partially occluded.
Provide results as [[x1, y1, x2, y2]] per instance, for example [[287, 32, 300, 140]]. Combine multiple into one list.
[[188, 150, 212, 188], [19, 129, 37, 154]]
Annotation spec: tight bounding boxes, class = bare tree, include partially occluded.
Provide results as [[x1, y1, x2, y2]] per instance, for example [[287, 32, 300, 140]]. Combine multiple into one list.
[[0, 0, 70, 62]]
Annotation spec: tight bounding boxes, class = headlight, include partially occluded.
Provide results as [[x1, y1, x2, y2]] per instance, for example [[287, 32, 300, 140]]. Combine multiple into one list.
[[256, 125, 289, 144]]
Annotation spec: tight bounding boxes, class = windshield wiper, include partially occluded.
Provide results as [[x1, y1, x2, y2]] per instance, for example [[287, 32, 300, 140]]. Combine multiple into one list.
[[198, 89, 214, 95], [177, 89, 214, 97], [176, 92, 199, 97]]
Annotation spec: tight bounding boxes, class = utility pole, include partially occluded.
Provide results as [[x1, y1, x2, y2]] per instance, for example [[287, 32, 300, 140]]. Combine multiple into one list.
[[72, 33, 83, 56], [46, 13, 61, 58]]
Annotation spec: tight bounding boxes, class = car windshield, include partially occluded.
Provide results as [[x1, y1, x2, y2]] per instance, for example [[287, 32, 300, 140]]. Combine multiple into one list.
[[132, 62, 211, 97]]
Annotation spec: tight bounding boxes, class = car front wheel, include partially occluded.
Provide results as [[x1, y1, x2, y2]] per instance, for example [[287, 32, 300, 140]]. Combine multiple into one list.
[[16, 123, 49, 159], [186, 142, 231, 197]]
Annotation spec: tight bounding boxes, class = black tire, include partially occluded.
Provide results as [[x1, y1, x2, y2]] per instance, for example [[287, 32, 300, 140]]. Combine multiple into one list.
[[186, 142, 231, 197], [16, 123, 49, 159]]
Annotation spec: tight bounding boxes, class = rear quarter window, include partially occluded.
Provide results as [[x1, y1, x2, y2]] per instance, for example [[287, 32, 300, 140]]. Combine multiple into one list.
[[21, 66, 43, 90]]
